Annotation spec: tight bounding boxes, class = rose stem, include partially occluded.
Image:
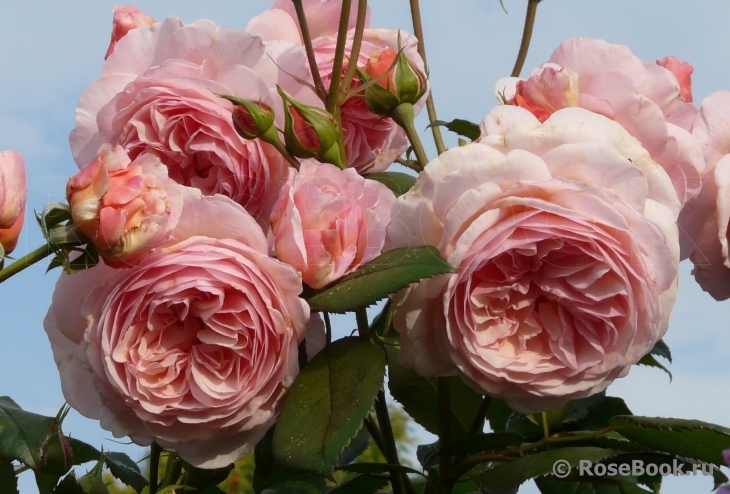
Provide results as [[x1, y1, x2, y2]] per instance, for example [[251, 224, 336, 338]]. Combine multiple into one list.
[[340, 0, 369, 98], [436, 377, 454, 492], [148, 442, 162, 494], [161, 454, 182, 488], [270, 139, 301, 170], [0, 244, 52, 284], [468, 396, 492, 436], [408, 0, 447, 156], [292, 0, 327, 99], [510, 0, 543, 77], [374, 389, 409, 494], [541, 411, 550, 439], [355, 307, 370, 339], [324, 311, 333, 346], [325, 0, 353, 114], [391, 103, 428, 169], [364, 414, 387, 456]]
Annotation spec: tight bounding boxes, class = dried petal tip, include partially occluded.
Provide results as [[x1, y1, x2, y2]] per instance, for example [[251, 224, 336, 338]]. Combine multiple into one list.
[[278, 88, 346, 169], [105, 6, 155, 59], [657, 56, 694, 103]]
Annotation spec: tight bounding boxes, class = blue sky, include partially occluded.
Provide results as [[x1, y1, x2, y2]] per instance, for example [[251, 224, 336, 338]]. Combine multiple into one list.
[[1, 1, 729, 492]]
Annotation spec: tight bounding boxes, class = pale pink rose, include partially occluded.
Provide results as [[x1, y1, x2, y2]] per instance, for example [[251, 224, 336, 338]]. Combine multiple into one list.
[[71, 16, 309, 225], [44, 192, 309, 467], [104, 6, 155, 60], [657, 56, 693, 103], [494, 38, 704, 214], [246, 3, 426, 173], [66, 145, 182, 267], [271, 161, 395, 288], [0, 151, 26, 255], [680, 91, 730, 299], [386, 106, 679, 413]]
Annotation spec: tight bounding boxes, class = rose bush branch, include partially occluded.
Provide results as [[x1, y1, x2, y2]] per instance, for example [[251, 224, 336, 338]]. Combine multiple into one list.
[[292, 0, 327, 98], [340, 0, 370, 96], [0, 244, 52, 283], [511, 0, 543, 77], [325, 0, 353, 113]]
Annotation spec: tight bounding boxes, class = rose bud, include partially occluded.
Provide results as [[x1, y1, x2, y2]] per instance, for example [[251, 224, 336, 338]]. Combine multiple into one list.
[[279, 88, 347, 169], [66, 145, 182, 266], [219, 94, 280, 144], [0, 151, 27, 256], [105, 6, 155, 59], [657, 56, 694, 103], [357, 45, 428, 117]]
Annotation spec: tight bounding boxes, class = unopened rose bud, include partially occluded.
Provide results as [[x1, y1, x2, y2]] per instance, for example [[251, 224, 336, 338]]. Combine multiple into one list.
[[657, 56, 694, 103], [219, 94, 280, 145], [105, 6, 155, 59], [278, 88, 346, 169], [0, 151, 27, 256], [357, 44, 427, 117], [66, 145, 182, 266]]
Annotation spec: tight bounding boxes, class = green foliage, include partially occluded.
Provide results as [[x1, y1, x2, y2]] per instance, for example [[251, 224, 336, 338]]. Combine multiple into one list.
[[307, 246, 455, 313], [364, 172, 416, 197], [427, 119, 481, 141]]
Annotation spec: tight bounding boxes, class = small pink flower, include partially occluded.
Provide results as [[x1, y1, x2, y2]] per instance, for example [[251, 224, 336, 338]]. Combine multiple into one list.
[[386, 106, 679, 413], [494, 38, 704, 217], [0, 151, 26, 255], [271, 161, 395, 289], [105, 6, 155, 60], [66, 145, 182, 266], [657, 56, 694, 103], [44, 193, 310, 468]]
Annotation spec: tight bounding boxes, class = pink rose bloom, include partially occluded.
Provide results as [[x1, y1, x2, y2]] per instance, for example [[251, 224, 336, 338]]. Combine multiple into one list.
[[680, 91, 730, 299], [44, 192, 309, 467], [246, 1, 427, 173], [495, 38, 704, 215], [0, 151, 26, 255], [271, 161, 395, 289], [71, 16, 309, 224], [657, 56, 693, 103], [104, 6, 155, 60], [66, 145, 182, 267], [386, 106, 679, 413]]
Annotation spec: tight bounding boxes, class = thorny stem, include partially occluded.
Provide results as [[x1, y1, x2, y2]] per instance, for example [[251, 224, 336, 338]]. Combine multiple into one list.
[[436, 377, 453, 493], [468, 396, 492, 436], [355, 307, 370, 339], [161, 454, 182, 488], [375, 389, 410, 494], [270, 139, 301, 170], [324, 311, 333, 345], [364, 414, 387, 457], [408, 0, 447, 155], [326, 0, 353, 113], [340, 0, 369, 98], [511, 0, 542, 77], [542, 411, 550, 440], [292, 0, 327, 98], [0, 244, 52, 284], [395, 156, 421, 172]]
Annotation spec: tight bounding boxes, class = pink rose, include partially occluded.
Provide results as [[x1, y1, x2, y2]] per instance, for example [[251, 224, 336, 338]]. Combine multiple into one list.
[[0, 151, 26, 255], [104, 6, 155, 60], [657, 56, 694, 103], [44, 192, 309, 467], [246, 3, 427, 173], [679, 91, 730, 299], [71, 16, 309, 224], [271, 161, 395, 289], [495, 38, 704, 214], [386, 106, 679, 412], [66, 145, 182, 266]]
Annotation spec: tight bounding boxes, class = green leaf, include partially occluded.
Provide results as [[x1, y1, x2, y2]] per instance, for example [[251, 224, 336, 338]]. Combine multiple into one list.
[[272, 338, 386, 477], [261, 481, 323, 494], [505, 413, 543, 441], [35, 471, 63, 494], [52, 475, 84, 494], [364, 172, 416, 197], [326, 474, 388, 494], [648, 340, 671, 363], [476, 447, 618, 492], [181, 461, 233, 488], [335, 463, 424, 477], [105, 452, 147, 492], [66, 247, 99, 274], [486, 399, 513, 433], [534, 476, 587, 494], [336, 424, 370, 467], [0, 396, 58, 469], [0, 459, 18, 494], [253, 429, 327, 493], [386, 346, 483, 439], [78, 460, 109, 494], [565, 397, 632, 432], [609, 416, 730, 465], [307, 247, 454, 313], [427, 119, 481, 141], [65, 438, 101, 466], [434, 432, 524, 459], [635, 354, 672, 381]]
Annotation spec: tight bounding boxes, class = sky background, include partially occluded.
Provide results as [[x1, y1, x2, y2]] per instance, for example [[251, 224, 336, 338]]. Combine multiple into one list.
[[1, 1, 729, 492]]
